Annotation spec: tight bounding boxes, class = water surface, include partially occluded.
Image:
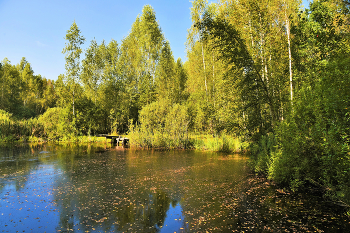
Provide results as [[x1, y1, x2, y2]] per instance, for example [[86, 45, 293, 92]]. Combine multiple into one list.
[[0, 144, 247, 232], [0, 143, 349, 232]]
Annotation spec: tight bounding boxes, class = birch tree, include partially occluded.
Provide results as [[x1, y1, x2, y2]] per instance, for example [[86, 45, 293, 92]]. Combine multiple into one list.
[[62, 21, 85, 116]]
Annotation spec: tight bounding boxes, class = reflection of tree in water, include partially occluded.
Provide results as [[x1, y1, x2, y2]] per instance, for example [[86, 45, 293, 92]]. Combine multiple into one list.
[[0, 143, 43, 193], [116, 189, 172, 232], [52, 148, 173, 232], [154, 190, 171, 227], [138, 190, 171, 231], [54, 183, 172, 232]]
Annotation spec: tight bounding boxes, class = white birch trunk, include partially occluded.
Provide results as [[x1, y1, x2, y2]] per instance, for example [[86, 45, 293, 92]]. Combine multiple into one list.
[[285, 3, 293, 103]]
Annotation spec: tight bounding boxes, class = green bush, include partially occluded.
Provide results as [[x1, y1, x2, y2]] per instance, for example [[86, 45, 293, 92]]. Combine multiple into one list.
[[249, 133, 276, 175], [128, 99, 189, 149], [0, 109, 13, 121], [0, 109, 44, 141], [250, 63, 350, 204], [39, 107, 62, 140], [39, 107, 79, 140]]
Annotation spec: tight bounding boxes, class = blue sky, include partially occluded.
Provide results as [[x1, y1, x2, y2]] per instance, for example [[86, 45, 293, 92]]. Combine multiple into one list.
[[0, 0, 311, 81]]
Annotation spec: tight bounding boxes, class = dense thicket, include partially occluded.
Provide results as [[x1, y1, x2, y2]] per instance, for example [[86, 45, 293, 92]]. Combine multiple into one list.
[[0, 57, 55, 141], [194, 0, 350, 205], [0, 58, 56, 119], [1, 1, 349, 205]]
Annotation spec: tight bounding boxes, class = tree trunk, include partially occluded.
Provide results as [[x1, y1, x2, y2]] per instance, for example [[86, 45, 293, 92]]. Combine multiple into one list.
[[212, 52, 215, 107], [201, 43, 207, 96], [73, 88, 75, 116], [285, 3, 293, 103]]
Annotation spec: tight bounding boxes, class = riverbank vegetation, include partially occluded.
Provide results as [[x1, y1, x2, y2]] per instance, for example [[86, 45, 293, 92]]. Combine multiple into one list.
[[1, 0, 350, 206]]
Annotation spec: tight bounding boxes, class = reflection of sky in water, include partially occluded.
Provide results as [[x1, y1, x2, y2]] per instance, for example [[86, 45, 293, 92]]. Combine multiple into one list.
[[1, 145, 350, 232], [1, 145, 250, 232], [0, 165, 61, 232], [0, 149, 192, 232], [160, 203, 187, 233]]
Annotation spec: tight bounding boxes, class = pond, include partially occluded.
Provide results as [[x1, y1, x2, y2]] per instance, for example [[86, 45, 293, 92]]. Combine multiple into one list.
[[0, 143, 349, 232]]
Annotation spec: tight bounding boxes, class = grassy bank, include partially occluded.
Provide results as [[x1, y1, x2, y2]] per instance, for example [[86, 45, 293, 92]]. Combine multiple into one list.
[[128, 130, 248, 153], [0, 109, 112, 143], [188, 134, 248, 152], [0, 134, 111, 144], [0, 110, 43, 142]]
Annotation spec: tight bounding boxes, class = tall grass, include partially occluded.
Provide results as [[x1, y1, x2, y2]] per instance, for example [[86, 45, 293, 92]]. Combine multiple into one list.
[[128, 127, 247, 152], [128, 124, 190, 149], [0, 110, 44, 142], [190, 133, 246, 153]]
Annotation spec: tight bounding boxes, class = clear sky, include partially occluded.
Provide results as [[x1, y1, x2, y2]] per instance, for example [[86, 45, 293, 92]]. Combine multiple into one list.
[[0, 0, 311, 81]]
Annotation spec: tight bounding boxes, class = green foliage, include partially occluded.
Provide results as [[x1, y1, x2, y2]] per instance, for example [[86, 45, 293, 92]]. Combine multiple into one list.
[[0, 57, 57, 119], [62, 21, 85, 116], [156, 41, 176, 101], [193, 0, 350, 207], [255, 55, 350, 202], [38, 107, 62, 140], [38, 106, 93, 140], [250, 133, 277, 175], [0, 109, 12, 121], [0, 59, 24, 115], [62, 21, 85, 79], [128, 99, 189, 148], [0, 109, 44, 142], [190, 133, 243, 153], [1, 1, 350, 209]]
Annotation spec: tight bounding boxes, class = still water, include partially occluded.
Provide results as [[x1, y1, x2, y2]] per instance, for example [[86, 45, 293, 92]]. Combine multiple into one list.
[[0, 143, 349, 232]]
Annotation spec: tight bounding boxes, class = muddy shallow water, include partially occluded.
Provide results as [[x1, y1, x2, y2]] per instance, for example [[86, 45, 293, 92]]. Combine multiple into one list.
[[0, 143, 349, 232]]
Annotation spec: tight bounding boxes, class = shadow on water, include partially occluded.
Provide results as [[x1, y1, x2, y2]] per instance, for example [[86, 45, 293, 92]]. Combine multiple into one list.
[[0, 143, 349, 232], [230, 175, 350, 232]]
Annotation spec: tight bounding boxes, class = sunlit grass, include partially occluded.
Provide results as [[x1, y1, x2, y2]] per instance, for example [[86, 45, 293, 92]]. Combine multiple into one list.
[[128, 129, 248, 152], [189, 134, 247, 153]]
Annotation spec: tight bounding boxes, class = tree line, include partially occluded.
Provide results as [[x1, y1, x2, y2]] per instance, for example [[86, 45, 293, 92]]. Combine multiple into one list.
[[1, 5, 187, 139], [1, 0, 350, 205], [0, 57, 56, 118], [193, 0, 350, 205]]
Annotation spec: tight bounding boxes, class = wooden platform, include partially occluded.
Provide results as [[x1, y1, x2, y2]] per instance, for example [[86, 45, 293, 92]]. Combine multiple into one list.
[[97, 134, 129, 146]]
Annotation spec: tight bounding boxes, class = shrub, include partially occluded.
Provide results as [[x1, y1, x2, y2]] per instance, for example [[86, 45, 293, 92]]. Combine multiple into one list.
[[39, 107, 78, 140], [39, 107, 62, 140], [0, 109, 44, 141], [128, 99, 189, 149]]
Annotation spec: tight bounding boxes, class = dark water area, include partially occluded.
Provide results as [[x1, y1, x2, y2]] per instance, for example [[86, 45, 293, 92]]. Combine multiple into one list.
[[0, 143, 349, 232]]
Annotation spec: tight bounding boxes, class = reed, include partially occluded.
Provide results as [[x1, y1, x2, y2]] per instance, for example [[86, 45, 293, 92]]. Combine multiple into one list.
[[189, 133, 245, 153], [0, 110, 44, 142]]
